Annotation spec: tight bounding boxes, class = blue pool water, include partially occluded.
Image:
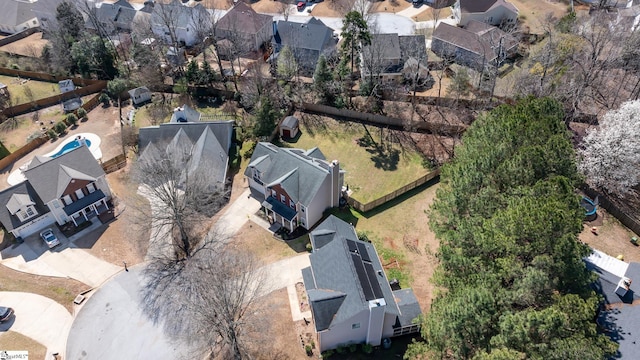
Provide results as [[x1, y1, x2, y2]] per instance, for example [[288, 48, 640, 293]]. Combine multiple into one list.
[[50, 139, 92, 158]]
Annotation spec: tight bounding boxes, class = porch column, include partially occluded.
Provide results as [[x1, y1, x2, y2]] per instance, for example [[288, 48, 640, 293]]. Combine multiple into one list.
[[82, 209, 88, 221], [71, 216, 78, 226]]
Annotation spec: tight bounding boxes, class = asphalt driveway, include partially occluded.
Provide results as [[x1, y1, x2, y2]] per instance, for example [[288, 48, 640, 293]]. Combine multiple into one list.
[[0, 291, 72, 359]]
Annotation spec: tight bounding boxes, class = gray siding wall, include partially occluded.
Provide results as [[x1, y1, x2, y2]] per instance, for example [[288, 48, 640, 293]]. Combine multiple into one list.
[[319, 311, 370, 352]]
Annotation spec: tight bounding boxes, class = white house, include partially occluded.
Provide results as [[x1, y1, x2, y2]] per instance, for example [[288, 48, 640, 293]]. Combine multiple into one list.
[[149, 0, 210, 47], [128, 86, 152, 105], [244, 143, 345, 232], [302, 216, 422, 352], [453, 0, 519, 27], [0, 145, 112, 239]]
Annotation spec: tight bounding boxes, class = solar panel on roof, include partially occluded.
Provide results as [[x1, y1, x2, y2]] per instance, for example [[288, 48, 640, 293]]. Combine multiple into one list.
[[351, 253, 375, 300], [357, 242, 371, 262], [364, 262, 384, 299], [347, 239, 358, 253]]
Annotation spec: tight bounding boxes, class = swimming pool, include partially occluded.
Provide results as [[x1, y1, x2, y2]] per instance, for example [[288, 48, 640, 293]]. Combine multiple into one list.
[[50, 138, 92, 158]]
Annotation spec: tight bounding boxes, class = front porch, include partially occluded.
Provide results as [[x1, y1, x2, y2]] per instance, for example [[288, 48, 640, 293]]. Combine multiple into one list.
[[63, 190, 109, 227], [262, 196, 298, 233]]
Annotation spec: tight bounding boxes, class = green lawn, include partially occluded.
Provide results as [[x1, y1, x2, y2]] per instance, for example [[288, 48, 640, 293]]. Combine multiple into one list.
[[283, 115, 430, 203], [0, 75, 60, 104]]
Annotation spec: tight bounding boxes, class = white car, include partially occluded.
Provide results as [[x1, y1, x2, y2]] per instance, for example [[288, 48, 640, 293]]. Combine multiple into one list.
[[40, 228, 60, 248]]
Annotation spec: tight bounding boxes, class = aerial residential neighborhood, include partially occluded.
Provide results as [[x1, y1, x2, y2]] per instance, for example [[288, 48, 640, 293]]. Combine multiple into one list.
[[1, 0, 640, 359]]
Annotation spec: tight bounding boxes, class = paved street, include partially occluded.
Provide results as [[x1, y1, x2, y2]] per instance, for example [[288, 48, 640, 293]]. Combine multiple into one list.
[[66, 265, 189, 360], [0, 292, 73, 360]]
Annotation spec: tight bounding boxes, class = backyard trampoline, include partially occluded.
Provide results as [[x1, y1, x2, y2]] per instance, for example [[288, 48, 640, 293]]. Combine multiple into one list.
[[581, 196, 598, 221]]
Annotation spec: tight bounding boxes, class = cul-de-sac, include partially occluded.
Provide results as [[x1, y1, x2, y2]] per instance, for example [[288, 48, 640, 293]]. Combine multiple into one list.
[[1, 0, 640, 359]]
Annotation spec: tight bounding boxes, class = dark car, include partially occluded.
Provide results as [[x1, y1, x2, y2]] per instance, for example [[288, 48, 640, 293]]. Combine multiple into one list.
[[412, 0, 422, 6], [0, 307, 14, 322]]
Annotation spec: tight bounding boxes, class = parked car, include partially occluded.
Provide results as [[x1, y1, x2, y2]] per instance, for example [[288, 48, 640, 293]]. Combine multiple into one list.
[[40, 228, 60, 248], [297, 1, 305, 11], [0, 306, 14, 322], [412, 0, 422, 6]]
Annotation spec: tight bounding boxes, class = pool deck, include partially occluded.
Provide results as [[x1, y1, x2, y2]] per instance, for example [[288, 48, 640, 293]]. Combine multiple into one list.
[[7, 133, 103, 186]]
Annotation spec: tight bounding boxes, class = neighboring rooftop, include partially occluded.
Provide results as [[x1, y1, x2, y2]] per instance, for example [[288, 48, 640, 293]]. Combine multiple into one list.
[[459, 0, 518, 14], [216, 2, 272, 34]]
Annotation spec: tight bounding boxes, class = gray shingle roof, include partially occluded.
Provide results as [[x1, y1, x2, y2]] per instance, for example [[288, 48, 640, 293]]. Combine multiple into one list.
[[0, 0, 37, 28], [588, 261, 640, 358], [281, 115, 298, 129], [217, 2, 272, 35], [393, 289, 422, 327], [150, 0, 208, 29], [274, 18, 335, 52], [138, 121, 234, 185], [303, 216, 405, 332], [433, 20, 517, 59], [459, 0, 517, 14], [128, 86, 150, 98], [244, 142, 337, 207], [0, 181, 49, 233], [23, 145, 106, 204]]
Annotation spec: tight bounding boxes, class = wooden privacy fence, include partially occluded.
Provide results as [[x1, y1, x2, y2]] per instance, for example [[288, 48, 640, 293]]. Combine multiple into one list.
[[299, 103, 467, 136], [0, 28, 41, 47], [347, 169, 440, 213], [101, 154, 127, 174], [0, 135, 48, 171], [582, 185, 640, 237]]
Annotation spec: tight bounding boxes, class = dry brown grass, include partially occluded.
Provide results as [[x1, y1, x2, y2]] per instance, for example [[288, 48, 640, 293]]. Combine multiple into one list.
[[369, 0, 412, 13], [581, 210, 640, 263], [0, 265, 88, 312], [310, 0, 356, 17], [508, 0, 569, 34], [230, 222, 308, 264], [414, 5, 452, 21], [0, 32, 49, 58], [0, 331, 46, 360]]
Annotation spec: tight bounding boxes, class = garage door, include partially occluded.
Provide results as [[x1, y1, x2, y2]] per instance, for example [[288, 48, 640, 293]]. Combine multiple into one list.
[[14, 213, 56, 238]]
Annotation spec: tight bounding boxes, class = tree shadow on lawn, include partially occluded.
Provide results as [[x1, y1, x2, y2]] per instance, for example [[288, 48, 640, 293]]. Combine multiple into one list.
[[356, 133, 399, 171], [355, 176, 440, 219]]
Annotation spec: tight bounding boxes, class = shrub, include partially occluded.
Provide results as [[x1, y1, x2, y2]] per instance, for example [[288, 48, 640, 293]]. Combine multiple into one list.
[[54, 121, 67, 135], [336, 345, 346, 354], [77, 108, 87, 120], [66, 113, 78, 126], [321, 350, 334, 358], [305, 345, 313, 356], [99, 93, 110, 106], [349, 343, 357, 353], [362, 343, 373, 354], [305, 242, 312, 252], [47, 129, 57, 140]]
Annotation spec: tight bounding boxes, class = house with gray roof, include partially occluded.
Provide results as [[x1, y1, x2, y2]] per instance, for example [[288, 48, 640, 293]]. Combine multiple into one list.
[[216, 2, 273, 54], [431, 20, 518, 71], [361, 33, 429, 83], [128, 86, 152, 105], [272, 18, 337, 75], [84, 0, 137, 34], [0, 145, 112, 239], [585, 250, 640, 358], [150, 0, 210, 47], [138, 121, 235, 187], [0, 0, 64, 34], [453, 0, 518, 27], [302, 216, 422, 352], [244, 143, 344, 232]]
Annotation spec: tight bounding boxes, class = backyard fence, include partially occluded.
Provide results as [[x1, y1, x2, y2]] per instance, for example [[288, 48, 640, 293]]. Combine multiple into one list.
[[299, 103, 467, 136], [101, 154, 127, 174], [0, 28, 41, 47], [581, 185, 640, 237], [347, 169, 441, 213], [1, 80, 107, 119], [0, 135, 48, 171]]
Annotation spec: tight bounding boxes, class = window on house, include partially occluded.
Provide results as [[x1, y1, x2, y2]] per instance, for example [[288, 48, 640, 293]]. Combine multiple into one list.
[[62, 195, 73, 206], [280, 194, 286, 203], [301, 206, 305, 213], [75, 189, 85, 200], [25, 206, 35, 217], [352, 323, 360, 329], [271, 189, 277, 197], [290, 200, 295, 209], [87, 183, 96, 193]]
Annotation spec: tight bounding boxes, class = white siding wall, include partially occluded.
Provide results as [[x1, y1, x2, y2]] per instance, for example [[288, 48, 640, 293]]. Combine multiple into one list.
[[318, 311, 370, 352], [248, 177, 267, 198], [96, 176, 112, 198], [305, 176, 332, 230]]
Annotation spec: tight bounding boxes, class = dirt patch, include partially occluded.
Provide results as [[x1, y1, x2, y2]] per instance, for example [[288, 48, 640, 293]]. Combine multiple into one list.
[[581, 209, 640, 263], [414, 5, 452, 21], [0, 331, 46, 360], [251, 0, 288, 13], [509, 0, 569, 34], [311, 0, 356, 17], [252, 288, 307, 359], [0, 32, 48, 58], [0, 264, 89, 312], [83, 165, 148, 265], [369, 0, 412, 13], [230, 221, 308, 264]]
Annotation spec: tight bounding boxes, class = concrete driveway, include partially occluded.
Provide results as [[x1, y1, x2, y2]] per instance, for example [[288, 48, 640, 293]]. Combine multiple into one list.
[[66, 265, 189, 360], [259, 253, 311, 296], [0, 291, 72, 359], [210, 188, 262, 240], [0, 225, 122, 287]]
